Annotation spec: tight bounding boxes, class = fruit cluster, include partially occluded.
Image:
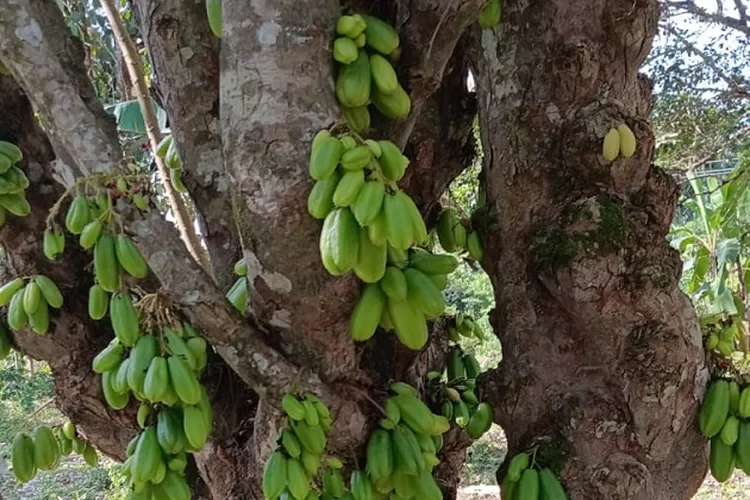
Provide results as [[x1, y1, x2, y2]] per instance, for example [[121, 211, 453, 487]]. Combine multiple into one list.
[[11, 421, 98, 483], [334, 14, 411, 127], [350, 249, 456, 350], [436, 207, 483, 262], [699, 379, 750, 482], [704, 320, 738, 357], [155, 135, 187, 193], [500, 452, 568, 500], [0, 140, 32, 221], [425, 345, 493, 439], [0, 275, 63, 335], [601, 123, 637, 162], [447, 313, 487, 342], [262, 393, 335, 500]]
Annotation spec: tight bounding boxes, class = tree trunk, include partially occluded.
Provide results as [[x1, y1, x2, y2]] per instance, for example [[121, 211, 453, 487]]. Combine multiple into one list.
[[473, 0, 708, 498]]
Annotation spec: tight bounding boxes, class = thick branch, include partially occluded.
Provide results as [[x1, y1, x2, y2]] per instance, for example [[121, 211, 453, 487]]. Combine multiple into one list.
[[98, 0, 210, 273], [0, 0, 121, 176], [132, 0, 239, 289], [666, 0, 750, 35]]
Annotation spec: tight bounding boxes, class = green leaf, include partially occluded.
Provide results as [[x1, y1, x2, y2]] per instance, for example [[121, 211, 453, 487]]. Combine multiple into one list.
[[105, 99, 167, 134], [714, 238, 740, 295]]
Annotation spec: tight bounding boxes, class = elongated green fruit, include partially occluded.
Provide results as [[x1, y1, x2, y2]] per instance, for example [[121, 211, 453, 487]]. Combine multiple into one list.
[[700, 379, 730, 438], [308, 171, 342, 220], [115, 235, 148, 279], [34, 275, 63, 309], [88, 285, 108, 320], [23, 281, 41, 315], [602, 128, 620, 161], [206, 0, 222, 38], [94, 235, 119, 292], [369, 54, 398, 94], [350, 283, 386, 341]]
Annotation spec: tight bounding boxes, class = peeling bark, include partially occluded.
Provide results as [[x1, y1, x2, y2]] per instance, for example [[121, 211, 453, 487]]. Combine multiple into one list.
[[473, 1, 707, 498]]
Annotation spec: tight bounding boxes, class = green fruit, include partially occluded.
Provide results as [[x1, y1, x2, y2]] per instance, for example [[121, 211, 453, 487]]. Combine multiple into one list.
[[366, 429, 393, 481], [377, 141, 408, 182], [287, 458, 310, 500], [463, 353, 481, 380], [0, 141, 23, 163], [384, 192, 413, 250], [312, 130, 332, 151], [22, 281, 41, 315], [353, 181, 385, 227], [341, 146, 373, 172], [618, 123, 637, 158], [291, 420, 326, 455], [11, 433, 36, 483], [517, 469, 540, 500], [33, 426, 59, 470], [183, 405, 209, 449], [65, 195, 91, 234], [301, 451, 320, 476], [539, 468, 567, 499], [336, 15, 364, 38], [34, 275, 63, 309], [388, 298, 428, 350], [282, 429, 302, 458], [507, 452, 530, 481], [363, 15, 399, 56], [602, 128, 620, 161], [453, 400, 470, 428], [334, 37, 359, 64], [0, 277, 23, 306], [206, 0, 222, 37], [320, 208, 359, 273], [323, 469, 346, 497], [102, 369, 130, 410], [110, 293, 140, 347], [0, 193, 30, 216], [399, 192, 427, 245], [126, 335, 159, 397], [700, 379, 730, 438], [143, 357, 169, 402], [447, 346, 464, 381], [27, 298, 49, 334], [133, 194, 148, 210], [710, 436, 735, 482], [392, 395, 434, 436], [336, 50, 371, 108], [94, 235, 119, 292], [367, 211, 389, 246], [132, 427, 161, 483], [453, 221, 468, 249], [333, 169, 365, 207], [79, 220, 102, 249], [137, 404, 151, 428], [404, 268, 445, 317], [43, 228, 65, 261], [478, 0, 502, 28], [115, 235, 149, 279], [369, 54, 398, 95], [309, 136, 343, 181], [467, 231, 483, 261], [263, 451, 288, 500], [92, 340, 124, 373], [466, 403, 493, 440], [167, 355, 201, 405], [7, 288, 27, 330], [350, 283, 386, 342], [308, 171, 343, 220], [282, 394, 307, 420], [342, 106, 370, 135], [88, 285, 108, 320], [408, 250, 458, 275], [157, 409, 188, 454], [380, 266, 408, 302], [354, 227, 387, 283], [351, 470, 373, 500], [226, 277, 248, 314], [371, 84, 411, 120], [721, 415, 740, 446]]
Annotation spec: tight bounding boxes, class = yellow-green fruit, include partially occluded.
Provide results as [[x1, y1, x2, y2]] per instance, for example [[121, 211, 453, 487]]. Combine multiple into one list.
[[353, 181, 385, 227], [0, 166, 29, 193], [102, 369, 129, 410], [282, 394, 307, 421], [282, 429, 302, 458], [710, 436, 735, 482], [333, 169, 365, 208], [369, 54, 399, 95], [404, 268, 445, 317], [263, 451, 288, 500], [11, 433, 36, 483], [341, 146, 372, 172], [336, 15, 361, 38], [43, 228, 65, 261], [377, 140, 409, 182], [291, 419, 326, 455], [320, 208, 359, 273], [183, 405, 209, 449], [334, 37, 359, 64], [336, 50, 371, 108], [354, 227, 387, 283], [363, 15, 400, 56], [384, 192, 413, 250], [351, 470, 373, 500], [115, 235, 149, 279], [110, 293, 140, 347], [371, 84, 411, 120], [478, 0, 502, 28], [350, 283, 386, 341], [79, 220, 102, 249], [167, 454, 188, 473], [0, 193, 30, 216], [507, 453, 530, 481], [35, 275, 63, 309], [8, 288, 27, 330], [28, 297, 49, 334], [453, 221, 467, 249], [364, 139, 382, 158], [226, 277, 248, 314], [309, 136, 343, 181], [157, 409, 188, 454], [721, 415, 740, 446], [398, 191, 427, 245], [137, 404, 151, 428], [617, 123, 636, 158], [112, 358, 130, 394], [0, 277, 23, 306], [700, 379, 730, 438], [132, 194, 148, 210], [388, 298, 428, 350], [340, 135, 357, 150], [160, 471, 191, 500], [0, 155, 10, 174], [366, 429, 393, 482], [167, 355, 202, 405], [342, 106, 371, 135], [88, 285, 108, 320], [94, 235, 119, 292], [206, 0, 222, 37], [467, 231, 483, 261], [380, 266, 407, 302], [92, 340, 123, 373], [602, 128, 620, 161], [466, 403, 493, 440], [143, 357, 169, 402], [126, 336, 159, 397], [301, 451, 319, 476], [367, 211, 388, 246], [311, 130, 331, 151], [65, 195, 91, 234], [33, 426, 59, 470], [409, 250, 458, 275], [22, 281, 41, 315]]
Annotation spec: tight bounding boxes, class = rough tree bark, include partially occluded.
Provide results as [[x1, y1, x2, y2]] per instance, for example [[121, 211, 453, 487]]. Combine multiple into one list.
[[473, 0, 708, 498], [0, 0, 710, 498]]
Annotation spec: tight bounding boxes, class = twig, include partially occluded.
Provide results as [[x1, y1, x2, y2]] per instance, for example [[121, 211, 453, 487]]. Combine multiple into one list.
[[8, 397, 56, 435], [97, 0, 211, 274]]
